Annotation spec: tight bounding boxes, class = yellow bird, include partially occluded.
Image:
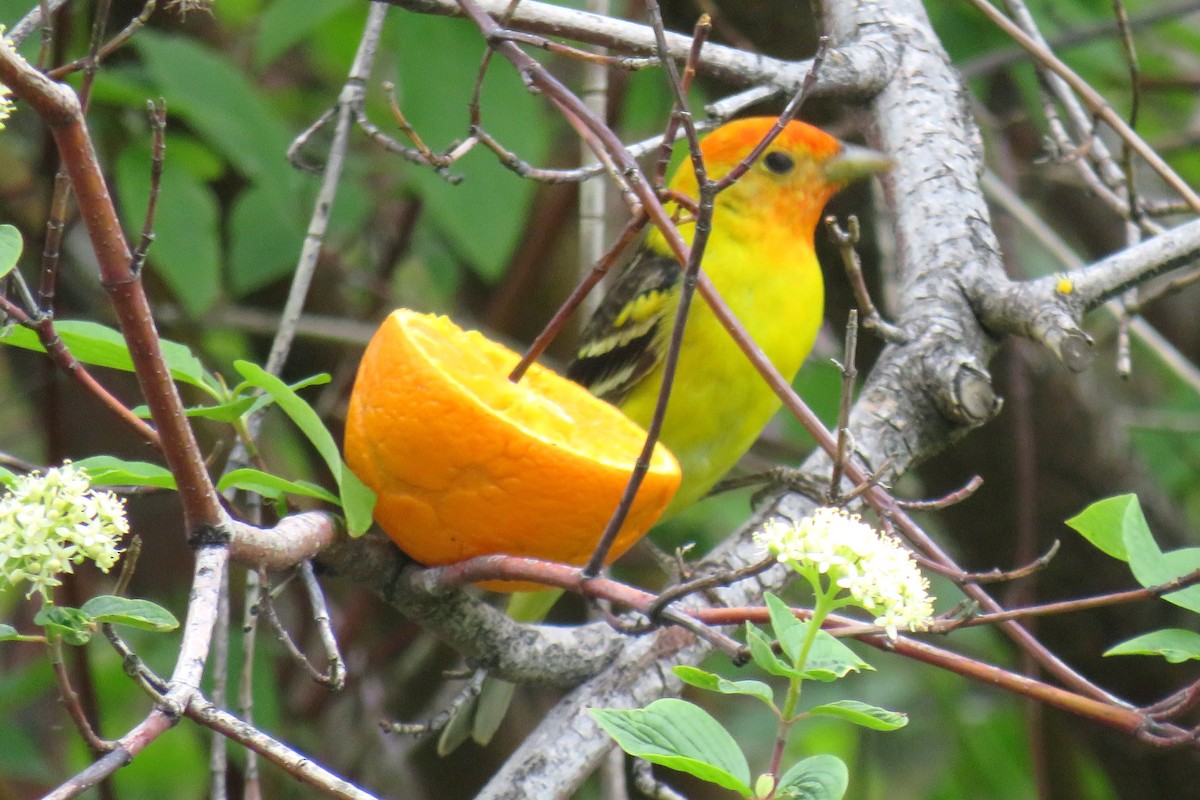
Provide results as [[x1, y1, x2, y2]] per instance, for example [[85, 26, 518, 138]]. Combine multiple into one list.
[[568, 116, 890, 512]]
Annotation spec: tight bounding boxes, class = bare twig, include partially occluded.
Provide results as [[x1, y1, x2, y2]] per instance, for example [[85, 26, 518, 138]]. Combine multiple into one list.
[[46, 0, 157, 80], [966, 0, 1200, 212], [260, 2, 390, 395], [253, 567, 342, 688], [578, 0, 613, 318], [829, 311, 860, 500], [130, 100, 166, 276], [641, 555, 777, 626], [825, 215, 907, 343], [49, 638, 115, 755], [0, 295, 161, 447], [509, 212, 648, 382], [632, 759, 688, 800], [895, 475, 984, 510], [382, 671, 485, 736]]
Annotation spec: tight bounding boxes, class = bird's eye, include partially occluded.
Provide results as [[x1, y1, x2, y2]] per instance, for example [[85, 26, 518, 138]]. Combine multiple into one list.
[[763, 151, 795, 174]]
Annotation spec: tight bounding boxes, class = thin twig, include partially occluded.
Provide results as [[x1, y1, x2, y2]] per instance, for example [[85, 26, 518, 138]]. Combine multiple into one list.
[[828, 311, 860, 501], [1128, 267, 1200, 313], [382, 671, 486, 736], [299, 561, 346, 690], [641, 554, 777, 625], [651, 12, 713, 187], [131, 100, 166, 276], [254, 567, 343, 688], [580, 2, 716, 577], [239, 562, 263, 796], [46, 0, 157, 80], [49, 638, 115, 754], [494, 28, 657, 68], [954, 540, 1059, 584], [508, 212, 648, 382], [578, 0, 614, 318], [894, 475, 984, 510], [209, 570, 230, 800], [259, 1, 390, 388], [967, 0, 1200, 212], [0, 295, 161, 447], [825, 215, 907, 342], [934, 564, 1200, 629]]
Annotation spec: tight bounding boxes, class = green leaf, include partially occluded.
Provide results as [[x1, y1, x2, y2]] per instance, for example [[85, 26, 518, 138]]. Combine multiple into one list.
[[0, 320, 217, 392], [233, 361, 375, 534], [217, 468, 339, 504], [0, 624, 20, 641], [0, 466, 16, 487], [79, 596, 179, 632], [241, 372, 331, 417], [116, 140, 221, 316], [1068, 495, 1200, 614], [761, 595, 870, 679], [72, 456, 177, 491], [149, 373, 330, 423], [0, 224, 21, 279], [1138, 548, 1200, 615], [34, 606, 93, 646], [590, 699, 752, 796], [436, 687, 478, 755], [471, 676, 516, 747], [799, 630, 872, 682], [765, 592, 805, 665], [226, 181, 307, 295], [807, 700, 908, 731], [172, 396, 257, 423], [672, 665, 776, 709], [233, 361, 340, 470], [1065, 494, 1137, 560], [775, 754, 849, 800], [1104, 629, 1200, 663], [255, 0, 357, 68], [746, 623, 803, 679]]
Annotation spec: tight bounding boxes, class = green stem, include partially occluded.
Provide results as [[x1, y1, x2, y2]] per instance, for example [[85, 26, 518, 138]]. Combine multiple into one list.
[[46, 628, 65, 665], [765, 589, 839, 795]]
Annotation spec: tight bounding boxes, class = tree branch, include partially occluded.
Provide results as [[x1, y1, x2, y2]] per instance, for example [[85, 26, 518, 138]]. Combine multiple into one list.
[[317, 533, 623, 686], [385, 0, 897, 96]]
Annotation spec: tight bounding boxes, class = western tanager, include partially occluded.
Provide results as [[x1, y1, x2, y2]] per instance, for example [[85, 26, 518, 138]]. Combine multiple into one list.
[[451, 117, 890, 752], [569, 116, 890, 512]]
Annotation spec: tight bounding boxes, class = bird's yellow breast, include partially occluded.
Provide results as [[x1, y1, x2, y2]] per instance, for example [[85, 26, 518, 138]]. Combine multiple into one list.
[[626, 212, 824, 513]]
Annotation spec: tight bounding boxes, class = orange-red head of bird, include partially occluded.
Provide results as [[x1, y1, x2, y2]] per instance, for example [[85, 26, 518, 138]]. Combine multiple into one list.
[[668, 117, 891, 236]]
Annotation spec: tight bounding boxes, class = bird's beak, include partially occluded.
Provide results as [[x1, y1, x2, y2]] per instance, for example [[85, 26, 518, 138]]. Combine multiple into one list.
[[824, 142, 893, 184]]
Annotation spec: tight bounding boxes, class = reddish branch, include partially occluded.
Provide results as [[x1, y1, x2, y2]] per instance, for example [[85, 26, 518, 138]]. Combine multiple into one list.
[[416, 551, 1189, 742], [0, 46, 222, 533]]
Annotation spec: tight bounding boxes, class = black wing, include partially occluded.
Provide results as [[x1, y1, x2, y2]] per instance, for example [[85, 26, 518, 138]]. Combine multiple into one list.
[[566, 250, 681, 405]]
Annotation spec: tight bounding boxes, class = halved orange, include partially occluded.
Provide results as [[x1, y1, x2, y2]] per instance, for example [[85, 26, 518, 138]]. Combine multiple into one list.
[[344, 310, 682, 591]]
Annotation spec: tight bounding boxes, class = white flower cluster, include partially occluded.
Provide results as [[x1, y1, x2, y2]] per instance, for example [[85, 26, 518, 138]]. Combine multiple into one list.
[[0, 463, 128, 601], [755, 506, 934, 639], [0, 28, 14, 130]]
